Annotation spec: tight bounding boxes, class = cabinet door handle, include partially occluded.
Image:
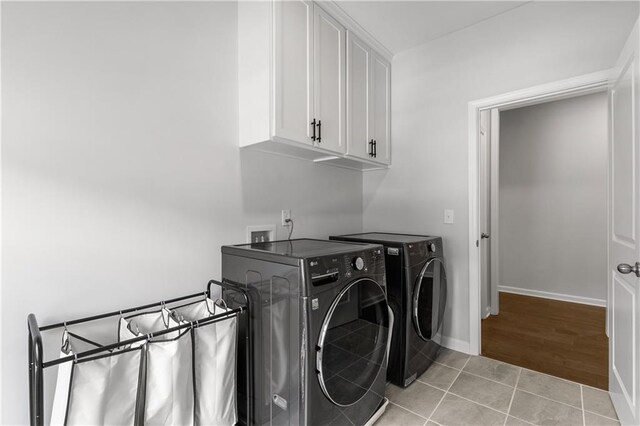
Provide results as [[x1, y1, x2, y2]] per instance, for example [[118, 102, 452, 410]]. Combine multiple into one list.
[[311, 119, 316, 141], [373, 140, 377, 158], [317, 120, 321, 143], [369, 139, 374, 157]]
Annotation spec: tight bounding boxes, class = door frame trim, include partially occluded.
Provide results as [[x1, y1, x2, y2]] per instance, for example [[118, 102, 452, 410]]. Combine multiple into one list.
[[467, 69, 611, 355]]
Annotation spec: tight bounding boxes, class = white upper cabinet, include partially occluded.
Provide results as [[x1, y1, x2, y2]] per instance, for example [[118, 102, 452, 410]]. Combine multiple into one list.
[[346, 32, 371, 160], [371, 52, 391, 165], [274, 0, 314, 145], [313, 6, 346, 154], [238, 0, 391, 170], [346, 34, 390, 165]]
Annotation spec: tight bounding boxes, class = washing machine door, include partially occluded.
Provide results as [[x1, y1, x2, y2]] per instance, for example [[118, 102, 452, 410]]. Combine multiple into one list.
[[413, 257, 447, 341], [316, 278, 390, 407]]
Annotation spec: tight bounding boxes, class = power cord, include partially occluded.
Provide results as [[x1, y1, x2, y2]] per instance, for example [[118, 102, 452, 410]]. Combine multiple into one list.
[[285, 218, 294, 240]]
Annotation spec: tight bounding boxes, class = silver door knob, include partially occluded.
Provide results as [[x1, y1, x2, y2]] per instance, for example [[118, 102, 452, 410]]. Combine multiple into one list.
[[481, 233, 490, 239], [617, 262, 640, 277]]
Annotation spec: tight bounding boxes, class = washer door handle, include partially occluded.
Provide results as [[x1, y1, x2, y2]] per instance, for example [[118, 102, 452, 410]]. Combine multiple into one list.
[[385, 306, 394, 368]]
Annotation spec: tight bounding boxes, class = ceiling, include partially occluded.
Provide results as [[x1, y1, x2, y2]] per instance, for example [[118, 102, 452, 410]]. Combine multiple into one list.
[[334, 1, 529, 54]]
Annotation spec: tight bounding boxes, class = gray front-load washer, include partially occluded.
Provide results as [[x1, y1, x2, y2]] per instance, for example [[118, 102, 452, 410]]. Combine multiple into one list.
[[221, 239, 391, 426]]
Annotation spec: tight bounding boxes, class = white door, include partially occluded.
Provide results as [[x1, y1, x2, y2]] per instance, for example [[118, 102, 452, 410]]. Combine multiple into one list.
[[346, 32, 371, 160], [274, 0, 314, 145], [313, 6, 346, 154], [371, 52, 391, 164], [609, 19, 640, 426]]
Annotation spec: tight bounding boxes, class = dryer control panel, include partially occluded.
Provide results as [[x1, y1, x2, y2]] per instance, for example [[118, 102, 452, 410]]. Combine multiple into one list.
[[407, 237, 443, 263]]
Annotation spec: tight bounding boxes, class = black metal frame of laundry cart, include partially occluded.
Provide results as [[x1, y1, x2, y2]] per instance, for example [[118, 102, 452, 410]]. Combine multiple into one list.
[[27, 279, 252, 426]]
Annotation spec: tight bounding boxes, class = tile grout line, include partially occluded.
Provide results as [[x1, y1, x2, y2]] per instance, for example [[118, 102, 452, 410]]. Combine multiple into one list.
[[456, 369, 518, 389], [583, 409, 620, 422], [516, 388, 584, 411], [581, 385, 586, 426], [508, 413, 539, 426], [432, 359, 463, 371], [446, 388, 513, 416], [579, 382, 612, 393], [386, 401, 428, 422], [513, 362, 602, 389], [503, 367, 522, 426], [434, 358, 518, 389], [446, 356, 471, 392], [426, 356, 472, 424]]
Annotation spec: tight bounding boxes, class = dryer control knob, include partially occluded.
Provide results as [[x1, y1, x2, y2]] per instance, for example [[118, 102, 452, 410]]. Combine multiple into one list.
[[429, 243, 437, 253], [352, 257, 365, 271]]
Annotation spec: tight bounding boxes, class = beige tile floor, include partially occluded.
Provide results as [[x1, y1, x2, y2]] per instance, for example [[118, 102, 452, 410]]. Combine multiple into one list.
[[375, 348, 619, 426]]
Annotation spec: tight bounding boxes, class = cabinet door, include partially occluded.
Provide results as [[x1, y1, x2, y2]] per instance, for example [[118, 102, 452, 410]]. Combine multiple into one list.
[[274, 0, 314, 145], [370, 52, 391, 164], [313, 6, 346, 154], [346, 33, 371, 160]]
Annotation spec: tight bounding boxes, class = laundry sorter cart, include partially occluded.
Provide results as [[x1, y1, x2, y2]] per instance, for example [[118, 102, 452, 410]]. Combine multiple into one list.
[[27, 279, 252, 426]]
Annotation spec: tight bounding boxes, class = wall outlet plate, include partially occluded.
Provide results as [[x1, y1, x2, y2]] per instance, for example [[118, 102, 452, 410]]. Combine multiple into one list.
[[246, 225, 276, 243], [281, 209, 292, 226]]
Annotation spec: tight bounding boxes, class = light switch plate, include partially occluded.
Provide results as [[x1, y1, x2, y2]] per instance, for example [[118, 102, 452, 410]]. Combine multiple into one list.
[[444, 209, 454, 224]]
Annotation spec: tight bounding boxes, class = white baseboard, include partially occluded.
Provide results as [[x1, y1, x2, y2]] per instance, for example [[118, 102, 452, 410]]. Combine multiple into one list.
[[498, 285, 606, 307], [439, 335, 472, 355], [482, 307, 491, 319]]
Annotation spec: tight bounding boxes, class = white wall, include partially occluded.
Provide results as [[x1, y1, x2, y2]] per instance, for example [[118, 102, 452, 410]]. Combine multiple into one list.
[[363, 1, 638, 351], [498, 93, 608, 303], [1, 2, 363, 424]]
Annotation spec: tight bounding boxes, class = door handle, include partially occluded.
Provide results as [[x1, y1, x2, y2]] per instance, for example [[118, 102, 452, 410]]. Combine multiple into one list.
[[481, 233, 490, 239], [617, 262, 640, 277], [369, 139, 374, 157], [317, 120, 321, 143], [311, 119, 316, 141]]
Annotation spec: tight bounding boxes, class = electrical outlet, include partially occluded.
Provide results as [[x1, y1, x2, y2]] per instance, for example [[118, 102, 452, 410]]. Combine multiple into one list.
[[282, 209, 292, 226], [444, 209, 454, 224]]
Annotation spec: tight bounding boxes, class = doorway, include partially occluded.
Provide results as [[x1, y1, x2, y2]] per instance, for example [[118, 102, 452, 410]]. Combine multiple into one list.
[[477, 91, 609, 389], [467, 71, 611, 379]]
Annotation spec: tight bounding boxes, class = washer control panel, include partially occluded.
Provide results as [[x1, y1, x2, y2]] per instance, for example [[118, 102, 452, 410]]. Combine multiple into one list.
[[308, 247, 384, 285], [352, 256, 365, 271]]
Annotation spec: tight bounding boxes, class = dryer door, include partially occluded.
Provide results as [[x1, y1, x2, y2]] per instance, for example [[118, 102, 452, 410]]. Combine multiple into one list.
[[316, 278, 390, 407], [413, 258, 447, 341]]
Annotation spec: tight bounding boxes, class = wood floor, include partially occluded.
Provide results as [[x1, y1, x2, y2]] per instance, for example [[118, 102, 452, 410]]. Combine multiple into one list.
[[481, 292, 608, 390]]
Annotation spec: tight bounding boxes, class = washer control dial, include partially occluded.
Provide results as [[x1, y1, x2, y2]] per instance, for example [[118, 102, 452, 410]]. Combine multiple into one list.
[[429, 243, 437, 253], [352, 256, 365, 271]]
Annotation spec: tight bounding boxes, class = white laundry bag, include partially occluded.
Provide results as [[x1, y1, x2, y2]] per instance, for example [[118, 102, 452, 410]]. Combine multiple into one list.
[[119, 307, 195, 425], [144, 328, 195, 425], [118, 307, 181, 344], [173, 299, 238, 426], [50, 329, 143, 426]]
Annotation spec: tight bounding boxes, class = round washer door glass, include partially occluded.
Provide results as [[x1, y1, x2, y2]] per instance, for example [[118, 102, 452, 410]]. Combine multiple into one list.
[[413, 258, 447, 341], [317, 278, 389, 407]]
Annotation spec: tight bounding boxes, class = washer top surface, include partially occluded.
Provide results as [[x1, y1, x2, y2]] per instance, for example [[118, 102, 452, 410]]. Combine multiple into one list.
[[229, 238, 372, 259], [333, 232, 434, 244]]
